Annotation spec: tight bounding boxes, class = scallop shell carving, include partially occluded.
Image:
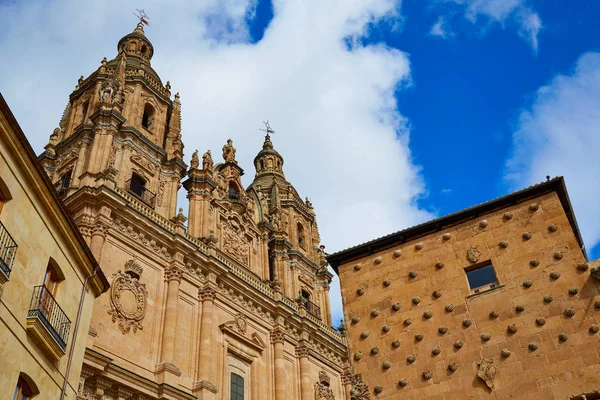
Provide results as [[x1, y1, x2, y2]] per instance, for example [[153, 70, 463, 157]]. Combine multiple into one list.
[[422, 371, 433, 380], [412, 297, 421, 305], [550, 272, 561, 280], [462, 319, 472, 327], [354, 264, 362, 271], [499, 241, 509, 248], [548, 224, 558, 232], [415, 333, 424, 341], [489, 311, 499, 319], [393, 249, 402, 258], [479, 220, 488, 228], [543, 295, 553, 303], [392, 303, 401, 311], [528, 342, 538, 351], [404, 318, 412, 326], [554, 252, 564, 260], [383, 279, 392, 287], [501, 348, 511, 358], [576, 263, 589, 271], [357, 287, 366, 296], [445, 304, 455, 312], [438, 326, 449, 335], [559, 333, 568, 342], [351, 316, 361, 324], [354, 351, 362, 361], [431, 346, 441, 355], [382, 325, 390, 333], [382, 361, 391, 370], [371, 308, 380, 317], [523, 280, 533, 288], [373, 256, 382, 265], [371, 347, 380, 355], [433, 290, 442, 298], [503, 212, 513, 220], [529, 203, 540, 211], [454, 340, 464, 349], [530, 259, 540, 267], [448, 363, 458, 372], [415, 242, 423, 250], [595, 300, 600, 309], [507, 324, 518, 334], [409, 270, 419, 279], [392, 340, 401, 348], [589, 325, 599, 334], [522, 232, 532, 240], [564, 307, 576, 317], [536, 318, 546, 326], [423, 310, 433, 319], [360, 331, 369, 339], [374, 385, 383, 394], [569, 287, 579, 295], [435, 261, 445, 269], [407, 354, 416, 363], [516, 305, 525, 312], [442, 233, 451, 240], [480, 333, 491, 341], [398, 379, 408, 387]]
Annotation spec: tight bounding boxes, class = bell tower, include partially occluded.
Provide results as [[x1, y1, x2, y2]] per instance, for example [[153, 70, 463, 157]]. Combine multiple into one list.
[[39, 22, 185, 220]]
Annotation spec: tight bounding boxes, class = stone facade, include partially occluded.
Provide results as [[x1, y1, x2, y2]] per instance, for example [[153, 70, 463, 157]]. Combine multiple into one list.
[[37, 23, 349, 400], [329, 179, 600, 399], [0, 94, 109, 399]]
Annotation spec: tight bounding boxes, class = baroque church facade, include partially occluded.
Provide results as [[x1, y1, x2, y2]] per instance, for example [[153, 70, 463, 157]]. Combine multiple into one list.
[[38, 23, 350, 400]]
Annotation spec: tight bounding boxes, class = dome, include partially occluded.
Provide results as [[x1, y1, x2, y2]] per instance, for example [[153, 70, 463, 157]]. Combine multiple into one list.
[[108, 23, 162, 84]]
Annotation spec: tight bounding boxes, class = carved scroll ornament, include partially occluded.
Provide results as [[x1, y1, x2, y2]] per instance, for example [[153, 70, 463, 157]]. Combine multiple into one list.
[[314, 370, 335, 400], [108, 260, 148, 334]]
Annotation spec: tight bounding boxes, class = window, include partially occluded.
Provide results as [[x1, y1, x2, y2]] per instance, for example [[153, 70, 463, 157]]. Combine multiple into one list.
[[229, 183, 239, 200], [13, 376, 34, 400], [230, 373, 244, 400], [297, 223, 305, 248], [465, 263, 498, 293], [80, 100, 89, 125], [129, 173, 146, 198], [301, 289, 310, 300], [141, 104, 154, 131], [40, 263, 61, 318], [54, 171, 71, 197]]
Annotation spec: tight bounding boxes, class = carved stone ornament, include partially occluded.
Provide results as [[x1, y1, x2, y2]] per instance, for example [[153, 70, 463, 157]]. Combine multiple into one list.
[[467, 246, 480, 263], [234, 312, 247, 334], [544, 295, 554, 303], [477, 358, 497, 390], [314, 370, 335, 400], [435, 261, 445, 269], [349, 374, 370, 400], [130, 153, 157, 175], [393, 249, 402, 257], [98, 78, 123, 105], [222, 218, 250, 265], [108, 260, 148, 334]]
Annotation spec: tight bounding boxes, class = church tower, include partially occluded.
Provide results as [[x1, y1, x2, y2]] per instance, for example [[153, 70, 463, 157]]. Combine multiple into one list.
[[40, 23, 349, 400]]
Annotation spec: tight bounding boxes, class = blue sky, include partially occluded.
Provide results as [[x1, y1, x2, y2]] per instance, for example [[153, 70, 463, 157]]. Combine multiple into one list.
[[1, 0, 600, 325]]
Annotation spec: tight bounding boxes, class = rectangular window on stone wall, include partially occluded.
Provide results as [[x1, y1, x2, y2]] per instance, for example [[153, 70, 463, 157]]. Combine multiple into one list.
[[465, 263, 498, 294], [230, 373, 244, 400]]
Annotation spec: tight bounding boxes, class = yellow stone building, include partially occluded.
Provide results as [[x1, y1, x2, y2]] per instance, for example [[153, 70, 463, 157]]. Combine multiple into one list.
[[328, 178, 600, 399], [0, 94, 109, 399], [36, 23, 349, 400]]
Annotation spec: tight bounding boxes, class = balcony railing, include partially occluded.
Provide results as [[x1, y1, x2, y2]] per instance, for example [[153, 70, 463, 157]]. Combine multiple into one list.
[[27, 286, 71, 352], [0, 221, 17, 281], [126, 178, 156, 208], [303, 298, 322, 319]]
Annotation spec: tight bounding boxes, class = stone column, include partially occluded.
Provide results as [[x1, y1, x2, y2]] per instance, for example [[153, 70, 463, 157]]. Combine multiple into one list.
[[158, 266, 183, 373], [342, 367, 352, 400], [323, 284, 332, 326], [90, 224, 108, 262], [271, 327, 286, 400], [296, 343, 312, 400], [194, 281, 217, 397]]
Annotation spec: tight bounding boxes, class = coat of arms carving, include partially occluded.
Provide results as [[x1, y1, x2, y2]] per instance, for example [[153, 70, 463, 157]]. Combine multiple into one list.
[[222, 218, 249, 265], [349, 374, 370, 400], [234, 312, 247, 334], [477, 357, 497, 390], [467, 246, 480, 264], [314, 370, 335, 400], [108, 260, 148, 334]]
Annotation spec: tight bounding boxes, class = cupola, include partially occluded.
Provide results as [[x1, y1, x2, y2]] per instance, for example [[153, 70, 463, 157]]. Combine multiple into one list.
[[254, 133, 285, 178]]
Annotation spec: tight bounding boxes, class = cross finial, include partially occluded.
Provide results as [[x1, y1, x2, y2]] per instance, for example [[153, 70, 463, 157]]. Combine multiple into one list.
[[259, 120, 275, 135], [133, 9, 150, 25]]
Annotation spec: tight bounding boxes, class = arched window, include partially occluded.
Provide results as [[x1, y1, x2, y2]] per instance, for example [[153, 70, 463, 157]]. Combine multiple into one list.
[[80, 100, 89, 125], [230, 373, 244, 400], [129, 41, 137, 51], [13, 373, 39, 400], [54, 170, 72, 198], [141, 44, 147, 55], [259, 159, 264, 170], [297, 223, 305, 249], [141, 104, 155, 131], [301, 289, 311, 301], [229, 183, 239, 200], [129, 173, 146, 198]]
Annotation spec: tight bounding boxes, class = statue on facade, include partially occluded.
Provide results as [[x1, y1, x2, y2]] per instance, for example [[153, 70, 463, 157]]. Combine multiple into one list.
[[202, 150, 213, 170], [98, 79, 122, 105], [49, 128, 60, 146], [190, 150, 199, 169], [222, 138, 237, 163]]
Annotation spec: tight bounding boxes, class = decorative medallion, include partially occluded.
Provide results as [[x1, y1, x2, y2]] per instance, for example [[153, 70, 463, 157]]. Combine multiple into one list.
[[476, 358, 497, 390], [234, 312, 247, 334], [108, 260, 147, 334], [221, 218, 249, 264], [467, 246, 480, 264]]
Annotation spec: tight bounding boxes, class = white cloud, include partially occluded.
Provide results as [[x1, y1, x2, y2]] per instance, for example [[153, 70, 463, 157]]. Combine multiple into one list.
[[505, 52, 600, 253], [429, 16, 452, 38], [442, 0, 542, 51], [0, 0, 432, 325]]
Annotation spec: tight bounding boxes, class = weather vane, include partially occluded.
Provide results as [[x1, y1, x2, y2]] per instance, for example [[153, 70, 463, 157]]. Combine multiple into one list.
[[259, 120, 275, 135], [133, 9, 150, 25]]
